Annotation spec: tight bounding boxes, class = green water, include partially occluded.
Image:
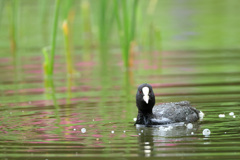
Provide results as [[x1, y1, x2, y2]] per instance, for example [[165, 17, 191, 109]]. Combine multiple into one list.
[[1, 0, 240, 159]]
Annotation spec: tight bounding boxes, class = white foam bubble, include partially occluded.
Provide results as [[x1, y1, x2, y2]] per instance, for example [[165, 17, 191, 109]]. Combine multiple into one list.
[[111, 130, 114, 134], [229, 112, 234, 116], [202, 129, 211, 136], [199, 111, 205, 121], [151, 117, 171, 123], [81, 128, 86, 133], [144, 146, 151, 149], [133, 118, 137, 122], [159, 126, 173, 131], [218, 114, 225, 118], [187, 123, 193, 129]]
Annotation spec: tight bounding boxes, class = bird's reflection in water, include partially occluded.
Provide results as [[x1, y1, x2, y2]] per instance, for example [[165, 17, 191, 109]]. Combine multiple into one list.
[[136, 122, 200, 157]]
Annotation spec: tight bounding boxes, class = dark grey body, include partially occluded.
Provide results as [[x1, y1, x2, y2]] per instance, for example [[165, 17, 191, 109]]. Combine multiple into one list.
[[153, 101, 200, 123], [135, 101, 200, 125]]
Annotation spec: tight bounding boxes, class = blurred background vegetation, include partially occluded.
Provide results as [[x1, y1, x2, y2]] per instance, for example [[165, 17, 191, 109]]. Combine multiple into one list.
[[1, 0, 240, 71], [0, 0, 240, 87]]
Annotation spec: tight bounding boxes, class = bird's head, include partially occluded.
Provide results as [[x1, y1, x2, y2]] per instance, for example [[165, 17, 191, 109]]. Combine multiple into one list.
[[136, 83, 155, 113]]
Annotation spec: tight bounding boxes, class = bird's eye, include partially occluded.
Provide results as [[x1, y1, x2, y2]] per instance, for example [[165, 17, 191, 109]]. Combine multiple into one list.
[[139, 90, 142, 94]]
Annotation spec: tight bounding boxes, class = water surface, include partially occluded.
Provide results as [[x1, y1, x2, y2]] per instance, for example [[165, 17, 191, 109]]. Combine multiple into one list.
[[1, 50, 240, 159]]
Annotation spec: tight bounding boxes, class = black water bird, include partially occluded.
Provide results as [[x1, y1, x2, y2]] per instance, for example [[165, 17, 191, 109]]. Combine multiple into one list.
[[135, 83, 203, 126]]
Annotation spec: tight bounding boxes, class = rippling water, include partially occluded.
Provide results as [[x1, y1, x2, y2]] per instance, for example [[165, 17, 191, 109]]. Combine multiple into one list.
[[0, 50, 240, 159]]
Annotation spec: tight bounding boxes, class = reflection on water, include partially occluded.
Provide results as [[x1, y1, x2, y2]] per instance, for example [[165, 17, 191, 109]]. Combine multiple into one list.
[[136, 123, 200, 157], [1, 49, 240, 159]]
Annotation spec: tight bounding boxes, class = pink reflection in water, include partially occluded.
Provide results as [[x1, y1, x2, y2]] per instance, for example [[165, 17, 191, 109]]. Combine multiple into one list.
[[75, 61, 96, 67], [92, 134, 103, 138], [5, 88, 45, 95], [0, 57, 10, 63], [4, 85, 101, 99], [28, 141, 50, 144], [120, 134, 127, 138]]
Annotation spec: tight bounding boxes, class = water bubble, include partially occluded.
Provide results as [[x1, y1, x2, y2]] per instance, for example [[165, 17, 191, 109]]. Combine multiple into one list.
[[141, 130, 144, 133], [199, 111, 205, 121], [202, 129, 211, 136], [73, 128, 76, 131], [159, 126, 164, 130], [144, 146, 151, 149], [191, 132, 194, 135], [229, 112, 234, 116], [159, 126, 173, 131], [123, 130, 126, 133], [111, 130, 114, 134], [233, 115, 236, 118], [144, 149, 151, 153], [187, 123, 193, 129], [218, 114, 225, 118], [133, 118, 137, 121], [166, 126, 173, 131], [81, 128, 86, 133]]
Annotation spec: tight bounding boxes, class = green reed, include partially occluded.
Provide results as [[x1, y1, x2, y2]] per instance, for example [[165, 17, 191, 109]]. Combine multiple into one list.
[[98, 0, 108, 53], [42, 0, 60, 77], [48, 0, 60, 76], [97, 0, 114, 66], [7, 0, 19, 57], [62, 20, 74, 75], [62, 0, 75, 76], [115, 0, 139, 68]]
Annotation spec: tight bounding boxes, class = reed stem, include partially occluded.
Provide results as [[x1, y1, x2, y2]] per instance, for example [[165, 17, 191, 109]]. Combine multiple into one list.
[[115, 0, 139, 68], [62, 20, 74, 75], [130, 0, 139, 41], [8, 0, 19, 56], [49, 0, 60, 76]]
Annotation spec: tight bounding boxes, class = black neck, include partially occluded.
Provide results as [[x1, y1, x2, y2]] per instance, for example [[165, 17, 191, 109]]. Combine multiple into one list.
[[138, 109, 153, 115], [135, 109, 153, 125]]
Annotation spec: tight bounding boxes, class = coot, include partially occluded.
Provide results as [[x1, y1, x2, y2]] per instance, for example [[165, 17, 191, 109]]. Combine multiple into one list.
[[135, 83, 203, 126]]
